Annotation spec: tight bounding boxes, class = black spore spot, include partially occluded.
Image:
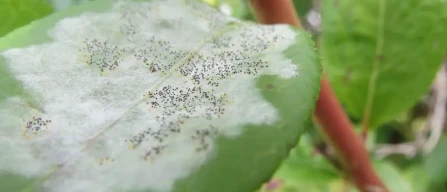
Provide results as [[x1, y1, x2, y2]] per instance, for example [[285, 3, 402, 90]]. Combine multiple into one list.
[[81, 39, 126, 73], [24, 116, 51, 136]]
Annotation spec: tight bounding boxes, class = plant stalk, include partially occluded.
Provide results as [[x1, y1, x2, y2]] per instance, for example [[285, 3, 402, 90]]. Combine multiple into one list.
[[249, 1, 388, 191]]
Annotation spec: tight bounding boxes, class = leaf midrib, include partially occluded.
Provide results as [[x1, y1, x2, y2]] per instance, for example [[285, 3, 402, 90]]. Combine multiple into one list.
[[361, 0, 386, 130]]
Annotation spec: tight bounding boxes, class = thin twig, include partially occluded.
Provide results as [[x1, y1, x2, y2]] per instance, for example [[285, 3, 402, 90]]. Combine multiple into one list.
[[423, 65, 447, 153], [374, 143, 418, 159]]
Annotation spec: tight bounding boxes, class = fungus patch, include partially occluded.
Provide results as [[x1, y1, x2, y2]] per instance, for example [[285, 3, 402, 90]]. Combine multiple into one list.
[[0, 0, 299, 191]]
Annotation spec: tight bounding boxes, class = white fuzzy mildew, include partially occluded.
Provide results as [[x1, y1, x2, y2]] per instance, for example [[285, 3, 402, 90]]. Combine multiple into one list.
[[0, 0, 298, 192]]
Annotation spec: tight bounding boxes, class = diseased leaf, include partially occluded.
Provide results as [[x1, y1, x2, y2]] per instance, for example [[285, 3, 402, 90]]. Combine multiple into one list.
[[0, 0, 321, 192], [0, 0, 53, 37], [320, 0, 447, 128]]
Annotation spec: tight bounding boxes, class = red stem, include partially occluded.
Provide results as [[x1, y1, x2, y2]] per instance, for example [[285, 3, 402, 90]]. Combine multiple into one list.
[[249, 1, 388, 192]]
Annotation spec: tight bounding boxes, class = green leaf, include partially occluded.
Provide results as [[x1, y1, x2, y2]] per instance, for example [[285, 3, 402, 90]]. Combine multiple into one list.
[[293, 0, 312, 18], [261, 134, 340, 192], [346, 161, 416, 192], [48, 0, 97, 10], [217, 0, 247, 18], [0, 174, 36, 192], [404, 165, 430, 192], [373, 161, 414, 192], [320, 0, 447, 128], [0, 0, 53, 37], [424, 137, 447, 186], [0, 0, 321, 192]]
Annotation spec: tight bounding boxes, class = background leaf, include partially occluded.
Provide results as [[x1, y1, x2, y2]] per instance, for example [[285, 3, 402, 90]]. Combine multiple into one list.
[[373, 161, 414, 192], [424, 136, 447, 189], [0, 0, 321, 192], [0, 0, 53, 37], [293, 0, 312, 18], [320, 0, 447, 128], [404, 165, 430, 192], [47, 0, 97, 10], [262, 134, 340, 192]]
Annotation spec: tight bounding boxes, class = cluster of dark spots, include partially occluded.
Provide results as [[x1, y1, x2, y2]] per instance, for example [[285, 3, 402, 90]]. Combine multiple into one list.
[[134, 36, 188, 73], [81, 39, 126, 73], [191, 126, 219, 152], [172, 26, 283, 87], [238, 25, 284, 53], [119, 22, 138, 40], [147, 85, 226, 119], [143, 145, 167, 161], [125, 128, 170, 149], [161, 121, 181, 133], [211, 36, 232, 49], [212, 51, 268, 76], [176, 51, 268, 87], [210, 25, 283, 52], [126, 131, 148, 149], [113, 5, 291, 161], [126, 85, 226, 160], [98, 157, 114, 166], [24, 117, 51, 135]]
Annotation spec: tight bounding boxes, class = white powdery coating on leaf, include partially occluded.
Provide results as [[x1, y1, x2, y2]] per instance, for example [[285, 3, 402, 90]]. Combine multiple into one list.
[[0, 0, 298, 192]]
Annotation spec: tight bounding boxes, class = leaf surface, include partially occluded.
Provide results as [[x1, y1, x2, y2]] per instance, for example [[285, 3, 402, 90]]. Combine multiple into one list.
[[0, 0, 53, 37], [321, 0, 447, 128], [424, 137, 447, 186]]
